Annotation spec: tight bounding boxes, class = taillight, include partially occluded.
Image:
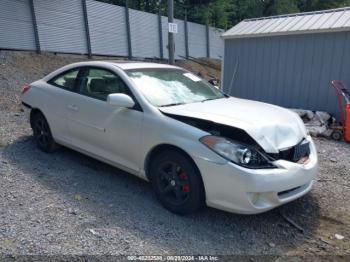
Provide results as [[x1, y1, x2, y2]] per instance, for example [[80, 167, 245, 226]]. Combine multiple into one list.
[[21, 84, 31, 94]]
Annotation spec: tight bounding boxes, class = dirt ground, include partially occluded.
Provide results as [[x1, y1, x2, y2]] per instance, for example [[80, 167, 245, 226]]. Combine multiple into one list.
[[0, 51, 349, 259]]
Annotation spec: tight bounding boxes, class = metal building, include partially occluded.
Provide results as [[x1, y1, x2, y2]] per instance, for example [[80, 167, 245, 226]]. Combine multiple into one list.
[[222, 7, 350, 119]]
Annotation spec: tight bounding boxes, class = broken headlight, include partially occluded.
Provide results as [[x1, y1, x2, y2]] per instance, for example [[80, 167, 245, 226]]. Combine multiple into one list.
[[200, 136, 275, 169]]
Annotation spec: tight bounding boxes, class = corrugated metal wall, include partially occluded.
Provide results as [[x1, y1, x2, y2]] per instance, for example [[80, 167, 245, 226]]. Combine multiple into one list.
[[129, 9, 160, 58], [161, 16, 170, 59], [0, 0, 36, 50], [188, 22, 207, 58], [209, 27, 224, 59], [34, 0, 87, 54], [86, 0, 128, 56], [223, 31, 350, 119], [174, 18, 187, 59], [0, 0, 223, 60]]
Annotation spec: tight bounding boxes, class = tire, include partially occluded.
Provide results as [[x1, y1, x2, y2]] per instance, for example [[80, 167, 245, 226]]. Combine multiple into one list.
[[149, 150, 205, 215], [31, 111, 59, 153], [331, 130, 343, 141]]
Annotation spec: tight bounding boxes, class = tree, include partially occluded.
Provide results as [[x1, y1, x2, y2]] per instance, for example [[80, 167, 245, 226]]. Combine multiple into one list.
[[299, 0, 350, 11], [265, 0, 300, 16]]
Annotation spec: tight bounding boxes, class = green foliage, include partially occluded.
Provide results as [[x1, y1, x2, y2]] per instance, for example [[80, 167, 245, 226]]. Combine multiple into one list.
[[96, 0, 350, 29], [267, 0, 300, 15], [300, 0, 350, 11]]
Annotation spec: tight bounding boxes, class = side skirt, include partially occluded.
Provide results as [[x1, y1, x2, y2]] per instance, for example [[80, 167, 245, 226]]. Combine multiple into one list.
[[54, 138, 148, 181]]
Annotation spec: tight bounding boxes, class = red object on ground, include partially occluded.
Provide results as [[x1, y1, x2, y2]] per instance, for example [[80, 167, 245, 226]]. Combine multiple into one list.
[[346, 104, 350, 142], [331, 80, 350, 142]]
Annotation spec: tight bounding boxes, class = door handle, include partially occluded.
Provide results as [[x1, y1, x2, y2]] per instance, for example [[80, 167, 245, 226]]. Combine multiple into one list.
[[67, 104, 78, 111]]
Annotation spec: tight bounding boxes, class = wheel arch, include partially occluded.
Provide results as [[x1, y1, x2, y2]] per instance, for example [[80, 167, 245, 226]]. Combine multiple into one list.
[[30, 108, 45, 129]]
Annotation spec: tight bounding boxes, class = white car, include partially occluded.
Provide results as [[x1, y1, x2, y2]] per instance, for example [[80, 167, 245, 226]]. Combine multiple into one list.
[[21, 61, 318, 215]]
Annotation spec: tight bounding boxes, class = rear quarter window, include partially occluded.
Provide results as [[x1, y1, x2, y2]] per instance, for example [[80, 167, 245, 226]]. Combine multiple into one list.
[[48, 69, 79, 91]]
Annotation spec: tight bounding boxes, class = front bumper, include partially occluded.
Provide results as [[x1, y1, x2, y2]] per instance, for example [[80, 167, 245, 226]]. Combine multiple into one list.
[[194, 136, 318, 214]]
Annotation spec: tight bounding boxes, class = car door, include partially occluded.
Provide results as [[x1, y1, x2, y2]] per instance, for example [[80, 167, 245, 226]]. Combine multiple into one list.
[[65, 67, 143, 173], [45, 68, 81, 143]]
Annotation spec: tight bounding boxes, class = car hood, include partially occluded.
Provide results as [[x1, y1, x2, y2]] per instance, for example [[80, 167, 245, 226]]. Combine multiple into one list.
[[159, 97, 307, 153]]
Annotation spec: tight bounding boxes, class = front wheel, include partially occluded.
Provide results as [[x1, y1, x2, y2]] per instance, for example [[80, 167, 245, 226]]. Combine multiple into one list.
[[31, 111, 58, 153], [150, 150, 205, 215]]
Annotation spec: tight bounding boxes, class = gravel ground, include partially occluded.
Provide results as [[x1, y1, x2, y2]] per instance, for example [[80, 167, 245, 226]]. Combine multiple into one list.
[[0, 51, 349, 258]]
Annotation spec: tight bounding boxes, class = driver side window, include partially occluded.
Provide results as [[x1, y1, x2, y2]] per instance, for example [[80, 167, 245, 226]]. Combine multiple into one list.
[[78, 68, 130, 101]]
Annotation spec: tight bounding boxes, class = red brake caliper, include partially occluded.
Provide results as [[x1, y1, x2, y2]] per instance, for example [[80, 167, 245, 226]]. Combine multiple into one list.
[[179, 172, 190, 193]]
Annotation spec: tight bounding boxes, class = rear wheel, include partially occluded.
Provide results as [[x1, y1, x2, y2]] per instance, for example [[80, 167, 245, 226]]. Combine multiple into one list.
[[31, 111, 58, 153], [150, 150, 204, 214]]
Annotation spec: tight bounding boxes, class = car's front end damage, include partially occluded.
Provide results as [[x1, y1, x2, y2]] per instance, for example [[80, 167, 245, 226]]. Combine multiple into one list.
[[193, 135, 317, 214], [160, 97, 318, 214]]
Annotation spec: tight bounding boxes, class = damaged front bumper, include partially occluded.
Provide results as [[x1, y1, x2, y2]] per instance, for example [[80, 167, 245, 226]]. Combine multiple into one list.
[[193, 136, 318, 214]]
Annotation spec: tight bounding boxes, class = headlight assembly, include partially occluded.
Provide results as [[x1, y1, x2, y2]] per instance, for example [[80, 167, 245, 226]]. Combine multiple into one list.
[[200, 135, 275, 169]]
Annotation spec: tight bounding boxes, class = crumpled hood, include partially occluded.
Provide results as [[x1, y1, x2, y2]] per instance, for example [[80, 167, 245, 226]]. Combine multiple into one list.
[[160, 97, 307, 153]]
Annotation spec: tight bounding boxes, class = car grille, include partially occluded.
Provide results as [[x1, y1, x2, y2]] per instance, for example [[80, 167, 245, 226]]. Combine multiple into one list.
[[268, 139, 310, 163], [278, 186, 301, 197]]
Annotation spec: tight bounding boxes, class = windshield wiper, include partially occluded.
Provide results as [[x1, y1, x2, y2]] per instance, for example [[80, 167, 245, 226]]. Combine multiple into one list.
[[201, 95, 229, 103], [159, 102, 186, 107], [200, 97, 222, 102]]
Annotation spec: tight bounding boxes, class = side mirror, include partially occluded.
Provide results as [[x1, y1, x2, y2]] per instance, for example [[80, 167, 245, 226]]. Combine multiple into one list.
[[107, 93, 135, 108]]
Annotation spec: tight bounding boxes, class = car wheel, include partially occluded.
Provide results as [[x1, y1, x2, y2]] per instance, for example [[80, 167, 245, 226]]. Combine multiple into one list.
[[150, 150, 205, 215], [32, 111, 58, 153]]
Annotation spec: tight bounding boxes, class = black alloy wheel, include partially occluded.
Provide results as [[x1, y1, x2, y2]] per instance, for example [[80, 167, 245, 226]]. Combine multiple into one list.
[[156, 161, 191, 206], [150, 150, 204, 214], [32, 112, 58, 153]]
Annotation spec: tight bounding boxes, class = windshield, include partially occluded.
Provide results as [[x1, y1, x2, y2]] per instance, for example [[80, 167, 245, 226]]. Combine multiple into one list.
[[126, 68, 225, 107]]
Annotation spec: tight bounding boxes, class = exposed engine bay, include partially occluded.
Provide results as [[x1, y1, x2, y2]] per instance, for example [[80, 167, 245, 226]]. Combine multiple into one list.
[[163, 113, 257, 143], [164, 113, 310, 164]]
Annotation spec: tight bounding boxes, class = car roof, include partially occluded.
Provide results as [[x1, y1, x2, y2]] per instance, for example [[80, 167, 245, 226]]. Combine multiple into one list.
[[114, 61, 180, 70], [69, 60, 181, 70], [42, 61, 185, 82]]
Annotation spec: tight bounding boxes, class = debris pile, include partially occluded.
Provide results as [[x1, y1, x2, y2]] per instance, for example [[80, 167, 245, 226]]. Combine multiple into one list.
[[291, 109, 337, 138]]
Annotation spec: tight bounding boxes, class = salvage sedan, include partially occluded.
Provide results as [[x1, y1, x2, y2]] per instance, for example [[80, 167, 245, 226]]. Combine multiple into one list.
[[21, 61, 318, 214]]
